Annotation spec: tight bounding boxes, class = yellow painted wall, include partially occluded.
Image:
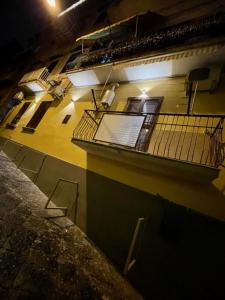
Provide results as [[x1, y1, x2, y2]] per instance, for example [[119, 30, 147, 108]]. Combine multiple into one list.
[[0, 76, 225, 220], [194, 79, 225, 114], [0, 76, 188, 168], [0, 85, 90, 169]]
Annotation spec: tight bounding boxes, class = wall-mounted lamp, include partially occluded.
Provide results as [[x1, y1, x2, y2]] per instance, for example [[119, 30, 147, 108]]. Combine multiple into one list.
[[140, 89, 149, 99]]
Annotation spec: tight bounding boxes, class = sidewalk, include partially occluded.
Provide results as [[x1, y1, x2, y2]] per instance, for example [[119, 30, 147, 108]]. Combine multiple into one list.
[[0, 151, 142, 300]]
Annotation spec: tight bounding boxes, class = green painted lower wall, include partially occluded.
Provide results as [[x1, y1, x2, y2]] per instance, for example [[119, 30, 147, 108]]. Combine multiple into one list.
[[87, 170, 225, 299]]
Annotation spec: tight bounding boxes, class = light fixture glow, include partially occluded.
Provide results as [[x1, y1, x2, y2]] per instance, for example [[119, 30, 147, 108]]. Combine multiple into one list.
[[58, 0, 87, 17], [124, 61, 173, 81], [139, 89, 149, 99], [67, 70, 100, 87], [47, 0, 56, 7], [26, 82, 45, 93]]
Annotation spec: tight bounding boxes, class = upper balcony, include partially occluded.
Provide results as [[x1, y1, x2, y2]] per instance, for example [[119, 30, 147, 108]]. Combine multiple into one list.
[[65, 11, 225, 74], [72, 110, 225, 182]]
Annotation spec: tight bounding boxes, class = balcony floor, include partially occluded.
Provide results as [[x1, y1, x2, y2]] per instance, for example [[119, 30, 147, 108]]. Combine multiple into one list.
[[148, 130, 211, 166], [72, 138, 219, 184]]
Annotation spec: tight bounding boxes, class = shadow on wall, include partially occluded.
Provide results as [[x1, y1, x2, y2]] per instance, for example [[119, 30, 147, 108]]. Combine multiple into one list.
[[86, 152, 225, 299], [193, 74, 225, 114], [1, 136, 225, 299]]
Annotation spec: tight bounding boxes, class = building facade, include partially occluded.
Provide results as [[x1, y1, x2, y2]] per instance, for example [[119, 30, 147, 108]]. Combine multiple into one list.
[[0, 10, 225, 299]]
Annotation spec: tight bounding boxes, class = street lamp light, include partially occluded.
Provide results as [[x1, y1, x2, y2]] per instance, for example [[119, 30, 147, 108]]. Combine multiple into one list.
[[58, 0, 87, 17], [45, 0, 87, 16], [46, 0, 56, 7]]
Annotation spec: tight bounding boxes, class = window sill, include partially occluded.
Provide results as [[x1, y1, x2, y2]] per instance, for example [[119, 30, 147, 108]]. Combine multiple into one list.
[[22, 127, 36, 134], [6, 123, 17, 129]]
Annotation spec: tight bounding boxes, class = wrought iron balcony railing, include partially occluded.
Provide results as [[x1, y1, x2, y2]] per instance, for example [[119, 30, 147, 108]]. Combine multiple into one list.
[[73, 110, 225, 168], [80, 12, 225, 68]]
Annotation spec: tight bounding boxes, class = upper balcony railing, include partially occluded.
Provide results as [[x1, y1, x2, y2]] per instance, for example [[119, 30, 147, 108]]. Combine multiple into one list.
[[78, 12, 225, 69], [64, 12, 225, 73], [73, 110, 225, 168]]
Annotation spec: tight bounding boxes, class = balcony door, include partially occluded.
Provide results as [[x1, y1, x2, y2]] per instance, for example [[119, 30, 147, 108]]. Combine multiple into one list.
[[125, 97, 163, 151]]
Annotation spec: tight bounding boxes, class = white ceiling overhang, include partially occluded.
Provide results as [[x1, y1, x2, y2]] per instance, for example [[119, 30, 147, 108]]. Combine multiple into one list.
[[67, 42, 225, 87]]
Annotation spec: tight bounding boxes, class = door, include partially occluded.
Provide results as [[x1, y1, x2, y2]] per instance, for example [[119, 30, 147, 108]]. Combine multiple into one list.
[[125, 97, 163, 151]]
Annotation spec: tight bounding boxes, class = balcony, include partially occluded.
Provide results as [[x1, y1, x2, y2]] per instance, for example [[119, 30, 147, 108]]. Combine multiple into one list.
[[71, 12, 225, 70], [72, 110, 225, 182]]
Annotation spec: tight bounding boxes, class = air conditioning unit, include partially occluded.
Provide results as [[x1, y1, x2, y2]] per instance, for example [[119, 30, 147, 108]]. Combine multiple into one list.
[[48, 80, 67, 101], [18, 67, 50, 93], [186, 65, 222, 94], [13, 91, 24, 102]]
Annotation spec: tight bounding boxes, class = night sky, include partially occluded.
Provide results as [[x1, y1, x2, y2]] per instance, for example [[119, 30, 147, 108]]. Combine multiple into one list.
[[0, 0, 47, 46], [0, 0, 118, 47]]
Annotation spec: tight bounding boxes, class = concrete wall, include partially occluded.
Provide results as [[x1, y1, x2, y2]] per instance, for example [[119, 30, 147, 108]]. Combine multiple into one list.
[[87, 170, 225, 300], [0, 137, 86, 231]]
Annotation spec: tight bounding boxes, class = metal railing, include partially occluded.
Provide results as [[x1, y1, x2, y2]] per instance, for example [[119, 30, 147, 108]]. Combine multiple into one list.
[[73, 110, 225, 168], [45, 178, 79, 222], [80, 13, 225, 68]]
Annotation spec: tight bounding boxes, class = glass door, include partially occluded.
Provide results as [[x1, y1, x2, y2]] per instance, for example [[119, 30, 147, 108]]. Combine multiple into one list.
[[125, 97, 163, 151]]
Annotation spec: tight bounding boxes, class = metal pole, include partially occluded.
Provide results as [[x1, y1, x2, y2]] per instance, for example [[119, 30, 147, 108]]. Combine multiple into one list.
[[123, 217, 146, 275], [91, 89, 99, 111], [187, 82, 193, 115], [135, 15, 139, 39], [85, 109, 99, 125], [82, 39, 84, 54], [99, 68, 113, 99], [190, 81, 198, 114]]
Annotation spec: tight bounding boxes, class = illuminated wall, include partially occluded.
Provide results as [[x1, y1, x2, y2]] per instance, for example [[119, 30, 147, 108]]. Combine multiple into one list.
[[0, 74, 225, 221]]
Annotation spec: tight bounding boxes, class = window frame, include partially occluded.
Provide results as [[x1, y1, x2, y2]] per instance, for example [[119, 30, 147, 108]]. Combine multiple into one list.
[[22, 101, 51, 133], [125, 96, 163, 151]]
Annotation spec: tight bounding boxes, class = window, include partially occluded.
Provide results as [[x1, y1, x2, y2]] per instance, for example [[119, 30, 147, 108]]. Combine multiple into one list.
[[47, 60, 59, 73], [61, 53, 80, 73], [125, 97, 162, 114], [62, 114, 71, 124], [9, 102, 31, 126], [25, 101, 51, 131]]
